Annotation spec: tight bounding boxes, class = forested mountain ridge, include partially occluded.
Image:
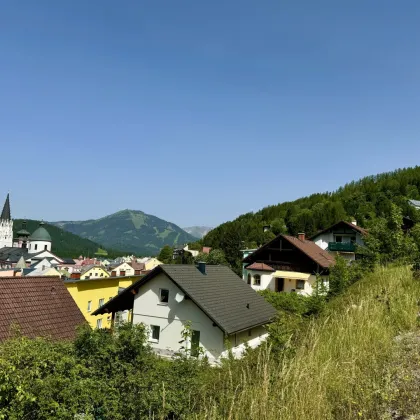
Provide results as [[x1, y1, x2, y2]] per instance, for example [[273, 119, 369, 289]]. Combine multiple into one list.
[[13, 219, 123, 258], [202, 166, 420, 272], [51, 209, 198, 255]]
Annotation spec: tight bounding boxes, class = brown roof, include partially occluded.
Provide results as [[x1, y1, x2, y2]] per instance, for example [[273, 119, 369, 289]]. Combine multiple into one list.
[[246, 262, 275, 272], [310, 221, 367, 240], [283, 235, 336, 268], [129, 261, 145, 271], [0, 276, 86, 341]]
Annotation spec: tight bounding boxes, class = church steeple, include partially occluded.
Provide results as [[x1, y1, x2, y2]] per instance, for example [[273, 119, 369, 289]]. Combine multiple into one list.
[[1, 194, 11, 221]]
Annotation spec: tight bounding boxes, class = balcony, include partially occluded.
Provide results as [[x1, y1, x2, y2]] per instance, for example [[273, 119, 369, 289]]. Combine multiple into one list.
[[328, 242, 355, 252]]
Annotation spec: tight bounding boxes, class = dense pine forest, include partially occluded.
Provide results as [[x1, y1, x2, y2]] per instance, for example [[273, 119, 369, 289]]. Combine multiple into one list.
[[201, 166, 420, 272]]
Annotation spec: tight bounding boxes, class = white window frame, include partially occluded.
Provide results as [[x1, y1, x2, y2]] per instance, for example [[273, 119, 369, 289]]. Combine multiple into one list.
[[87, 301, 92, 312], [96, 318, 102, 329], [98, 298, 104, 308]]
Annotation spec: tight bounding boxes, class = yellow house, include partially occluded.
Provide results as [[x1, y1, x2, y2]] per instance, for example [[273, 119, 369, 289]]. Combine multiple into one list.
[[144, 258, 162, 271], [64, 275, 142, 329], [81, 265, 110, 280]]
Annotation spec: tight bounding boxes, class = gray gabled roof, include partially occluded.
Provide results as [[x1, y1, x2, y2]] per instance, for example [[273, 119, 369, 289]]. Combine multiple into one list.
[[93, 264, 277, 335]]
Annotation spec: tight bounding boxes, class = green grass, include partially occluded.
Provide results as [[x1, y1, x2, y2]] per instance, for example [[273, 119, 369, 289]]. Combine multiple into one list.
[[191, 266, 420, 419]]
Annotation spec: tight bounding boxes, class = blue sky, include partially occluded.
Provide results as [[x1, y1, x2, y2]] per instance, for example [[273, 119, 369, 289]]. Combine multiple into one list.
[[1, 1, 420, 228]]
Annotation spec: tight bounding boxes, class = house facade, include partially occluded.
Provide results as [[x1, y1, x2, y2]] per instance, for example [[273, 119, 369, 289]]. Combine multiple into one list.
[[243, 234, 335, 296], [310, 220, 366, 262], [80, 265, 110, 280], [93, 264, 276, 364], [110, 262, 135, 277], [64, 274, 142, 329]]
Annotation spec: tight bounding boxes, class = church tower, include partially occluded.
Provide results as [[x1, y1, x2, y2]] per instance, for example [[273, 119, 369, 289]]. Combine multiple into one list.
[[0, 194, 13, 248]]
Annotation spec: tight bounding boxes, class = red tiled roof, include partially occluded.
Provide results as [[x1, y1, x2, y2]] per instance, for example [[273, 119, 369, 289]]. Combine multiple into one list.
[[0, 276, 86, 341], [310, 221, 367, 240], [246, 262, 275, 272], [283, 235, 336, 269], [202, 247, 212, 254]]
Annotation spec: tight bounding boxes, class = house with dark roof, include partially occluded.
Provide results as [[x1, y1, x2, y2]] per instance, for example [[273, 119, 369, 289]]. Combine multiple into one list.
[[310, 220, 367, 261], [0, 276, 86, 341], [93, 264, 276, 363], [242, 233, 335, 295]]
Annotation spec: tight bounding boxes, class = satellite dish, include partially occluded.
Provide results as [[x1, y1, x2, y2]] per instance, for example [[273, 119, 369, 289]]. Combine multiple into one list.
[[175, 292, 185, 303]]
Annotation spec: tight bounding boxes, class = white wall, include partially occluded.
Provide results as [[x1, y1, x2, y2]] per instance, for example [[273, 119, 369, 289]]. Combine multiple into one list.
[[133, 273, 225, 361], [0, 220, 13, 248], [28, 240, 51, 253], [314, 232, 334, 250], [112, 262, 134, 276]]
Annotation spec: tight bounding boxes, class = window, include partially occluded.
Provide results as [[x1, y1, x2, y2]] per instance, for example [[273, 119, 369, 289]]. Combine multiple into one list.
[[248, 329, 252, 337], [296, 280, 305, 290], [159, 289, 169, 304], [350, 236, 356, 242], [96, 318, 102, 329], [150, 325, 160, 342], [253, 274, 261, 286], [120, 270, 126, 276], [34, 244, 38, 250], [191, 330, 200, 357], [87, 301, 92, 312], [247, 273, 251, 285], [44, 245, 47, 250], [335, 236, 342, 243], [98, 298, 104, 308]]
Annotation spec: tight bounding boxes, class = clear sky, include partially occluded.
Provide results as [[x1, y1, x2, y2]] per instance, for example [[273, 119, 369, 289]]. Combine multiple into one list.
[[1, 1, 420, 228]]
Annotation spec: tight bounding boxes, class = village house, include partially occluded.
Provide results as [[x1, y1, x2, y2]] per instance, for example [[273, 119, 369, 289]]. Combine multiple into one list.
[[310, 220, 367, 261], [0, 275, 85, 341], [65, 274, 143, 329], [109, 261, 135, 277], [242, 233, 335, 296], [80, 265, 110, 280], [93, 264, 276, 364]]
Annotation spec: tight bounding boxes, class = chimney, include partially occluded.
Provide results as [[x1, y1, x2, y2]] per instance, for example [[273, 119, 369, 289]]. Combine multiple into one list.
[[197, 261, 206, 275], [298, 232, 305, 241], [351, 219, 357, 226]]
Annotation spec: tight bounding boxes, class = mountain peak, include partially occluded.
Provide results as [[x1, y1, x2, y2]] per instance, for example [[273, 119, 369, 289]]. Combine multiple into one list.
[[51, 210, 197, 255]]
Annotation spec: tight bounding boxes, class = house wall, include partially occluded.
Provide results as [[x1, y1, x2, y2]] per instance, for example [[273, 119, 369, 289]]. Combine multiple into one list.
[[81, 267, 110, 280], [144, 258, 162, 271], [228, 325, 267, 347], [132, 273, 226, 361], [314, 231, 364, 250], [113, 262, 135, 277], [65, 276, 137, 329], [246, 271, 325, 296]]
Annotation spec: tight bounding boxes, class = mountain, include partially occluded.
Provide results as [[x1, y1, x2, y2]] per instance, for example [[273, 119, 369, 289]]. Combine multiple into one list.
[[13, 219, 121, 259], [182, 226, 212, 239], [202, 166, 420, 272], [51, 209, 198, 255]]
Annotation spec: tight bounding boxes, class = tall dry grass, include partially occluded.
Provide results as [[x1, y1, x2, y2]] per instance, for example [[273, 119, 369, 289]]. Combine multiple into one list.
[[192, 266, 420, 420]]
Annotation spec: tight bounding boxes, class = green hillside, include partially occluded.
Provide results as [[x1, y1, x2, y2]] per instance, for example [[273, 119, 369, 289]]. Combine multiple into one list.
[[13, 219, 122, 259], [51, 209, 198, 255], [202, 166, 420, 271]]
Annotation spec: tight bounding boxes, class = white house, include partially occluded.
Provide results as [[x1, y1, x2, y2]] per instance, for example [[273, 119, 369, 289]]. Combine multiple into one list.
[[242, 234, 335, 296], [93, 264, 276, 364], [110, 262, 135, 277], [310, 220, 367, 262]]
